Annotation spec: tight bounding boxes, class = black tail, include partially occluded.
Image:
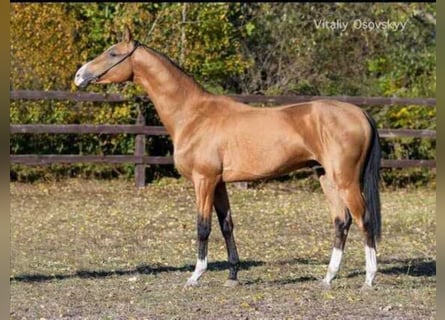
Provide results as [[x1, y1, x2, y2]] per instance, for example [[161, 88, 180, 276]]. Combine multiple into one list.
[[362, 112, 382, 243]]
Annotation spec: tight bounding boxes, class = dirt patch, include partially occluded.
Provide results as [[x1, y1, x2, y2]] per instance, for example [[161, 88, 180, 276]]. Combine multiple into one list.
[[10, 179, 435, 319]]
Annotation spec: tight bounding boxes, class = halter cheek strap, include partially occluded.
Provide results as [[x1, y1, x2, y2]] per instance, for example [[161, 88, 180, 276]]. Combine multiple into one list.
[[95, 40, 140, 81]]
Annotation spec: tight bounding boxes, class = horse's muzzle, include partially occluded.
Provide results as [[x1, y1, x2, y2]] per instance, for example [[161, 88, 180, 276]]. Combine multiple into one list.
[[74, 64, 96, 88]]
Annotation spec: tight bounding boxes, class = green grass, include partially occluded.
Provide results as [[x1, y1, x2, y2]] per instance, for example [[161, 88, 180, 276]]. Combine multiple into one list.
[[10, 178, 435, 319]]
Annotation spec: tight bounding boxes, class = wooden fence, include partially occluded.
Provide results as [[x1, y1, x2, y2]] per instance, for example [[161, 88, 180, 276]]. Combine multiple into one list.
[[10, 90, 436, 187]]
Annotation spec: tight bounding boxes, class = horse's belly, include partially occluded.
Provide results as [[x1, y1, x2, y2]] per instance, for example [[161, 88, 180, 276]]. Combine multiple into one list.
[[222, 160, 307, 182], [221, 142, 311, 182]]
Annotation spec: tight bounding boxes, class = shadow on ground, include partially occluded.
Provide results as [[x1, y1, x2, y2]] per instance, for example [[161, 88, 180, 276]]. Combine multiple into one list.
[[10, 260, 265, 283], [10, 257, 435, 284], [379, 258, 435, 277], [346, 257, 436, 278]]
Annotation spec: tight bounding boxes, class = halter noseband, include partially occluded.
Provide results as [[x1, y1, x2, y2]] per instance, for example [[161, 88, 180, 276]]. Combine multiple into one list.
[[94, 40, 140, 81]]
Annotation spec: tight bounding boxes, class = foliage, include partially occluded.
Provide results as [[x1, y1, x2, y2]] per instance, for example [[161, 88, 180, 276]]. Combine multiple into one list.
[[10, 3, 436, 185], [231, 3, 435, 97]]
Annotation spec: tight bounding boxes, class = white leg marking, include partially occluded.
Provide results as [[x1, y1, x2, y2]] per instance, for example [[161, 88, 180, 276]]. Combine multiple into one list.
[[365, 245, 377, 287], [185, 256, 207, 286], [323, 247, 343, 285]]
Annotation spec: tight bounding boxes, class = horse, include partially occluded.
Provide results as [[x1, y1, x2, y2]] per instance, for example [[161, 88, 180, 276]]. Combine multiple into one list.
[[74, 26, 381, 289]]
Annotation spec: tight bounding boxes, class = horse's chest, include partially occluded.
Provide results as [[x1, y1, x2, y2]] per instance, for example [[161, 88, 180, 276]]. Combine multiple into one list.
[[173, 141, 222, 179], [173, 153, 193, 179]]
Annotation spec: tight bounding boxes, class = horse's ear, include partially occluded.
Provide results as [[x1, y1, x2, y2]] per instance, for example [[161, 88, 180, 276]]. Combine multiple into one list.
[[122, 25, 132, 43]]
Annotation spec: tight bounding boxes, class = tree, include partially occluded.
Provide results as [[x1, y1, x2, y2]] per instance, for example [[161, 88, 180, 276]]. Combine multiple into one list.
[[10, 3, 436, 185]]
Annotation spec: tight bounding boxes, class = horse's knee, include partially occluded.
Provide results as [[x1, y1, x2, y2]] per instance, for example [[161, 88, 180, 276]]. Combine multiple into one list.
[[197, 217, 211, 241]]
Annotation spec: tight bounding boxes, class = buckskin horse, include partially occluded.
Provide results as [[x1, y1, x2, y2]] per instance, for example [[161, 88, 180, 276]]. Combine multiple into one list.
[[74, 27, 381, 289]]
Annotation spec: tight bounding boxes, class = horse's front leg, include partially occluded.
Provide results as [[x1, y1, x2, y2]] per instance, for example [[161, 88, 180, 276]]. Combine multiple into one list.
[[185, 174, 218, 287], [214, 182, 240, 287]]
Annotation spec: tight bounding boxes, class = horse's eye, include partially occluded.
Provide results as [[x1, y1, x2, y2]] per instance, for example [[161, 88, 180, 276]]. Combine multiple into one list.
[[110, 51, 118, 57]]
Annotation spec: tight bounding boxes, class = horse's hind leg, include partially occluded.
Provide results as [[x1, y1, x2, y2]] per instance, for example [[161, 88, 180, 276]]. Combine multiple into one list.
[[318, 170, 352, 288], [338, 182, 377, 288], [214, 182, 240, 287]]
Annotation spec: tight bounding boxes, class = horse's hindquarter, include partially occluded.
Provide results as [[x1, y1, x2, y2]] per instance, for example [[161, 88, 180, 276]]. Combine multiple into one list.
[[303, 100, 372, 176]]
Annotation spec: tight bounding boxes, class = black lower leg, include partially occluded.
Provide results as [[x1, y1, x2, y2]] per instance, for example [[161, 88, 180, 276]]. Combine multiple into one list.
[[333, 209, 352, 250], [217, 210, 240, 280], [363, 218, 377, 249], [365, 233, 376, 250], [197, 215, 211, 260]]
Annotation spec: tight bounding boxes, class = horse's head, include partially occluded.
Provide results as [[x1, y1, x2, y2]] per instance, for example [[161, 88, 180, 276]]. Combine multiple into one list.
[[74, 26, 139, 88]]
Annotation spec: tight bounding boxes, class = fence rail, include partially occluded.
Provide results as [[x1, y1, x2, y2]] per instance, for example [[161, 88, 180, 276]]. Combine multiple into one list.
[[10, 155, 435, 169], [10, 90, 436, 187], [11, 155, 173, 165], [9, 124, 437, 139], [11, 89, 437, 106]]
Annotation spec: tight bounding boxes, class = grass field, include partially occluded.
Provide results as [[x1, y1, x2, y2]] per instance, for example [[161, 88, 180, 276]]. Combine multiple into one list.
[[10, 178, 435, 319]]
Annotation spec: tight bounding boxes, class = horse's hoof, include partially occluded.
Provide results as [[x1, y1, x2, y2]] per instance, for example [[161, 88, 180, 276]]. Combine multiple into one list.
[[224, 279, 240, 287], [319, 279, 332, 290], [360, 283, 374, 292], [184, 278, 199, 288]]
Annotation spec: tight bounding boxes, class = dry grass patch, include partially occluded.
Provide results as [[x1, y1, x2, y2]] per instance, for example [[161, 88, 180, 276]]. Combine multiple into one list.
[[11, 179, 435, 319]]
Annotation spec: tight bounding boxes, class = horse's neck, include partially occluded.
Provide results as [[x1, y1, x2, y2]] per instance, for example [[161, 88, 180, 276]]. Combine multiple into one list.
[[132, 48, 209, 140]]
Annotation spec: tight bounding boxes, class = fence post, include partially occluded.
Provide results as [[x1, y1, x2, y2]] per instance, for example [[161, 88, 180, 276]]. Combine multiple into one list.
[[134, 109, 146, 188]]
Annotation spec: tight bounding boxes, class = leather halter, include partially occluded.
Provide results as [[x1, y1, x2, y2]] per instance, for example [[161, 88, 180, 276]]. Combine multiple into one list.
[[94, 40, 140, 81]]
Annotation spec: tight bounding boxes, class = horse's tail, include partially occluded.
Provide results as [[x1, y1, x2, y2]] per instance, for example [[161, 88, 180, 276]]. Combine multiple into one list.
[[362, 111, 382, 243]]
